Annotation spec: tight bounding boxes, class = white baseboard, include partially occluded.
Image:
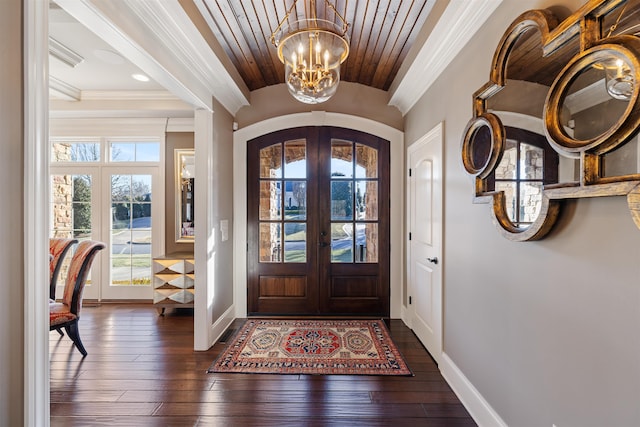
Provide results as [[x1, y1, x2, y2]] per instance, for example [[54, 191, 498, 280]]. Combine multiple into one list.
[[208, 304, 236, 347], [440, 352, 508, 427], [400, 304, 411, 328]]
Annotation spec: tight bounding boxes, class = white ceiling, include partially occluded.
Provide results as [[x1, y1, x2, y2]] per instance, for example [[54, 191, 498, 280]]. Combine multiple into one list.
[[49, 3, 164, 98]]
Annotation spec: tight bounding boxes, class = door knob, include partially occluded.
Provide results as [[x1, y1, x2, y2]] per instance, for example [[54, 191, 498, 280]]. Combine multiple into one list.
[[427, 257, 438, 264]]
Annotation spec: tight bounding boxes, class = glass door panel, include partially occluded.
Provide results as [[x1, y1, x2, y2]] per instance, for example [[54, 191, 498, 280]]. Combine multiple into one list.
[[331, 140, 353, 177], [102, 168, 159, 300], [355, 223, 378, 263], [355, 181, 378, 220], [260, 143, 282, 178], [329, 138, 378, 264], [331, 222, 353, 263], [259, 223, 282, 262], [284, 181, 306, 219], [50, 171, 100, 300], [284, 139, 307, 178], [259, 181, 281, 220], [109, 174, 152, 288], [257, 139, 308, 266], [355, 143, 378, 178], [283, 222, 306, 262]]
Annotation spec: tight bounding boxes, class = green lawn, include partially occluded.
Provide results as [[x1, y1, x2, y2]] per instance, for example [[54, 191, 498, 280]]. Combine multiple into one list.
[[111, 254, 151, 268]]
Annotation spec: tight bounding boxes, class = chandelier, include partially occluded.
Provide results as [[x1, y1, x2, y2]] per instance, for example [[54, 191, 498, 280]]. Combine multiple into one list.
[[270, 0, 350, 104], [600, 3, 634, 101], [603, 57, 634, 100]]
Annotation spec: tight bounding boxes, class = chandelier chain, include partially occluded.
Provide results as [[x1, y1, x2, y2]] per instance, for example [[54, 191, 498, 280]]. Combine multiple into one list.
[[270, 0, 349, 44], [270, 0, 300, 45], [324, 0, 349, 35]]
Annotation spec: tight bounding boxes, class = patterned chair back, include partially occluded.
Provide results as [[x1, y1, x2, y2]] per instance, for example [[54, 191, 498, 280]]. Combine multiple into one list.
[[62, 240, 105, 316], [49, 238, 78, 300]]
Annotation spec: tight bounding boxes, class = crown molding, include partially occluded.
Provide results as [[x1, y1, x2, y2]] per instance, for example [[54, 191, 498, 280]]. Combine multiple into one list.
[[49, 117, 169, 136], [49, 36, 84, 67], [49, 76, 81, 101], [54, 0, 249, 115], [80, 90, 181, 101], [49, 97, 195, 119], [389, 0, 503, 115], [167, 117, 194, 132]]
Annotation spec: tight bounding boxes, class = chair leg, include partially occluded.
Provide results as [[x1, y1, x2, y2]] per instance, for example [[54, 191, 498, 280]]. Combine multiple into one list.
[[64, 322, 87, 357], [56, 328, 64, 336]]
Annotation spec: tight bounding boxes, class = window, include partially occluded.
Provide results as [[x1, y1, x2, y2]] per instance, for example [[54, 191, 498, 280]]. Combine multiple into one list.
[[489, 127, 559, 227], [51, 141, 100, 162], [50, 136, 161, 300], [110, 141, 160, 162]]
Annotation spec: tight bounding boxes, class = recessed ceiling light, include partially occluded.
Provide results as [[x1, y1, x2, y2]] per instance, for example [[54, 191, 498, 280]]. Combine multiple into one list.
[[93, 49, 125, 65], [132, 73, 150, 82]]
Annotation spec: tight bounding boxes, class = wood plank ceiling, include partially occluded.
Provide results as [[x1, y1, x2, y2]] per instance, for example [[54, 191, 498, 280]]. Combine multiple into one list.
[[194, 0, 434, 91]]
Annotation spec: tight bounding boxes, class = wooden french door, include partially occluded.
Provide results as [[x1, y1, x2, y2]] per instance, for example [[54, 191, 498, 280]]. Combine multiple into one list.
[[247, 127, 390, 316]]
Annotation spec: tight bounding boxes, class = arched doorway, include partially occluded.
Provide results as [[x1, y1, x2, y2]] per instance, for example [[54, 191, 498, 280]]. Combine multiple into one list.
[[247, 126, 390, 316]]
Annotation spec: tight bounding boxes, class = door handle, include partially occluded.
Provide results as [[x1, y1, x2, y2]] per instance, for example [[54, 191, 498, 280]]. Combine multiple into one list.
[[427, 257, 438, 264], [319, 231, 328, 247]]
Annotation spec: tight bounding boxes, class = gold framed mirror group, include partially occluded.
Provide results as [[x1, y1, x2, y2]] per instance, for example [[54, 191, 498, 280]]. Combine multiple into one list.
[[462, 0, 640, 241]]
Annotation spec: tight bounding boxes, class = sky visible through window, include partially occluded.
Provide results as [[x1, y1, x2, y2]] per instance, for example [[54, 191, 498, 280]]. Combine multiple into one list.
[[111, 142, 160, 162]]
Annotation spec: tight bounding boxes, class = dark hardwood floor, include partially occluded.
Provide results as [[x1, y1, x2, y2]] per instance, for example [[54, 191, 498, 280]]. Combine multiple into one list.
[[50, 303, 477, 426]]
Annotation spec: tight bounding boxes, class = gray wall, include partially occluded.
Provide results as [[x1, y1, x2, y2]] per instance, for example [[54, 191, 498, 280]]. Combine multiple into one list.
[[404, 0, 640, 426], [165, 132, 195, 255], [0, 1, 24, 424], [236, 81, 404, 131], [211, 98, 235, 319]]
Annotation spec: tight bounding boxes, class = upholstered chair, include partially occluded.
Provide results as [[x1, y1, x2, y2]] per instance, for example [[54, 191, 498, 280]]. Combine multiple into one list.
[[49, 238, 78, 301], [49, 240, 105, 356]]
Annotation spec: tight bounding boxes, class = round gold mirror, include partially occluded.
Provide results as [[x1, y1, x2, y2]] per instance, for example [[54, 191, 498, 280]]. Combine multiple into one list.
[[462, 114, 504, 179], [545, 37, 640, 156]]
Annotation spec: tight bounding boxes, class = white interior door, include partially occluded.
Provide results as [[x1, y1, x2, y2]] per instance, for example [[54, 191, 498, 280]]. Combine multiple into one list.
[[408, 123, 443, 364]]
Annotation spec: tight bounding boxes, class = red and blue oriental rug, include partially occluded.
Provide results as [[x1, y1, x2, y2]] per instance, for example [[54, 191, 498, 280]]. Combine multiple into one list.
[[208, 319, 412, 376]]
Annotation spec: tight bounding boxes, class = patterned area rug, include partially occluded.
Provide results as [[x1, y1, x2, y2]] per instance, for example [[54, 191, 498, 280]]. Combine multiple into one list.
[[208, 319, 412, 376]]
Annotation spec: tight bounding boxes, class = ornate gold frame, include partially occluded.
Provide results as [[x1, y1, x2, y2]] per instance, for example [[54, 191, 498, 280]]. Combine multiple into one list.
[[462, 0, 640, 241]]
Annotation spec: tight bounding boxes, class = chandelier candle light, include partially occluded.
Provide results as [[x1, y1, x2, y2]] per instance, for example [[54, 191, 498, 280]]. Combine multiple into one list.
[[603, 57, 634, 100], [600, 2, 634, 101], [270, 0, 350, 104]]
